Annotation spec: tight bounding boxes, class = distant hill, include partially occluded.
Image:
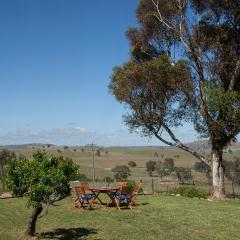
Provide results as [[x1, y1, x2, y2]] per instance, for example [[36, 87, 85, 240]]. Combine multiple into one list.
[[0, 140, 239, 152], [0, 143, 55, 149], [186, 139, 240, 152]]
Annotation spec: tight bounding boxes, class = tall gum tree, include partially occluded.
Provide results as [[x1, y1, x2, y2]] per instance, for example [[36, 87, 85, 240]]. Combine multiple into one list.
[[109, 0, 240, 199]]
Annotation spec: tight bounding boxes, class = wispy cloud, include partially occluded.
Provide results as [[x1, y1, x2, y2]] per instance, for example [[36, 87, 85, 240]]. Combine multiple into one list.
[[0, 126, 199, 146]]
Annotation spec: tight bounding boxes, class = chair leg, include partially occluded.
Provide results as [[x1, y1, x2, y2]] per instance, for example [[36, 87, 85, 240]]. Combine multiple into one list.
[[115, 199, 121, 211], [69, 199, 79, 209], [87, 198, 95, 210], [106, 198, 112, 208]]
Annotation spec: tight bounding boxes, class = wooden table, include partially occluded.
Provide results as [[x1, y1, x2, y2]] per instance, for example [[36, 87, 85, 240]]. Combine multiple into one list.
[[89, 187, 119, 206]]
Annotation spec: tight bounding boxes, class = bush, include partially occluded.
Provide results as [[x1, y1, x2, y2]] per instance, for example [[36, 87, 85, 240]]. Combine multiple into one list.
[[112, 165, 131, 181], [103, 176, 114, 183], [171, 186, 208, 198], [145, 160, 156, 176], [124, 180, 143, 194], [175, 167, 193, 184], [75, 174, 89, 182], [128, 161, 137, 167]]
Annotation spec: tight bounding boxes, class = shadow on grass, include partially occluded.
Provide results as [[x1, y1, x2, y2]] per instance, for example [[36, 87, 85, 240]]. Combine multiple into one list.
[[39, 227, 97, 240]]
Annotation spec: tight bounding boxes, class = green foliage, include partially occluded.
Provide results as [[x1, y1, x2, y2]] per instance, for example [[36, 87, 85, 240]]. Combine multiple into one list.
[[155, 158, 175, 178], [193, 161, 211, 178], [0, 149, 16, 178], [175, 167, 193, 184], [123, 180, 143, 195], [5, 155, 29, 197], [171, 186, 208, 199], [110, 0, 240, 197], [74, 173, 89, 182], [6, 151, 78, 207], [110, 55, 192, 137], [112, 165, 131, 181], [145, 160, 156, 176], [96, 149, 101, 157], [224, 158, 240, 186], [128, 161, 137, 167], [146, 158, 175, 178], [103, 176, 114, 183]]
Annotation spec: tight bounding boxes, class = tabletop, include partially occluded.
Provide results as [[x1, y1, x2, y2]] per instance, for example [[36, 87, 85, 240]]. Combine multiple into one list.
[[89, 186, 119, 193]]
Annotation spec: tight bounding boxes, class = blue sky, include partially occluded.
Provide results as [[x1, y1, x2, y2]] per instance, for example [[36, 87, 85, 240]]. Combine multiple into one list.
[[0, 0, 198, 146]]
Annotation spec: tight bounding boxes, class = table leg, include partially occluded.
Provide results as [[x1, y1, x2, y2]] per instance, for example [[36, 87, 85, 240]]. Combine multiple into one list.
[[92, 191, 104, 205]]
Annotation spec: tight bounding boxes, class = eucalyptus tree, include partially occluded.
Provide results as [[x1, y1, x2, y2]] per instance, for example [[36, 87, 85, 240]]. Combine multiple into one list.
[[110, 0, 240, 199]]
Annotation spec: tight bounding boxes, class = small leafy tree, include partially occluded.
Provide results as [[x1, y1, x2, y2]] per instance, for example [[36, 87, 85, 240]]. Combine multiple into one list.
[[96, 149, 101, 157], [193, 161, 211, 175], [145, 160, 156, 176], [155, 158, 175, 179], [128, 161, 137, 167], [112, 165, 131, 181], [163, 158, 175, 174], [175, 167, 193, 185], [6, 151, 78, 237]]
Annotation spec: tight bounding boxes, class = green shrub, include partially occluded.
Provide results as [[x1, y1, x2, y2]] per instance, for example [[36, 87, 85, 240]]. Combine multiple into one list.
[[124, 180, 143, 194], [128, 161, 137, 167], [103, 176, 114, 183], [171, 186, 208, 199]]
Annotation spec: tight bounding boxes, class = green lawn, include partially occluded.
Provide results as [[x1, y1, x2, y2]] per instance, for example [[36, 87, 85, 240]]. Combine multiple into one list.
[[0, 195, 240, 240]]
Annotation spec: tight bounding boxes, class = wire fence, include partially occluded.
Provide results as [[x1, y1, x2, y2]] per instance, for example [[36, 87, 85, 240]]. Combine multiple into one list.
[[1, 168, 240, 199], [75, 167, 240, 199]]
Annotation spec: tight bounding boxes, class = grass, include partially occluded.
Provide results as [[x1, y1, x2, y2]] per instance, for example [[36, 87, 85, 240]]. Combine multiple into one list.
[[0, 195, 240, 240]]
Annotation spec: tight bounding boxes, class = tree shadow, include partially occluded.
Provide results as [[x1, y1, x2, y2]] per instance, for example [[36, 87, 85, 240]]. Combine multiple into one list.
[[39, 227, 97, 240]]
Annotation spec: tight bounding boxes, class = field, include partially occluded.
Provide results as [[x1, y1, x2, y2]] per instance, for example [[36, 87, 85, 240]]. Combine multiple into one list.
[[0, 195, 240, 240], [2, 144, 240, 195]]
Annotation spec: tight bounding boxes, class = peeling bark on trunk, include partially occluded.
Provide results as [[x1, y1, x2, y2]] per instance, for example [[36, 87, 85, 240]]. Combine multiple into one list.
[[26, 206, 43, 237], [211, 148, 225, 199]]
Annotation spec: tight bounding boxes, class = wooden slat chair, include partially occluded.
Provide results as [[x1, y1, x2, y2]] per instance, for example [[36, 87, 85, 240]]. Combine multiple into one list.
[[80, 182, 93, 195], [75, 186, 96, 210], [115, 182, 142, 211], [106, 181, 127, 207], [68, 181, 80, 209], [117, 181, 127, 191]]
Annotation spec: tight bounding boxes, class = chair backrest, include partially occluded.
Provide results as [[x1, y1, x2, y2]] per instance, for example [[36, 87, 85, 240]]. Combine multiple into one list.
[[132, 182, 142, 195], [75, 186, 86, 196], [117, 181, 127, 191], [80, 182, 90, 191]]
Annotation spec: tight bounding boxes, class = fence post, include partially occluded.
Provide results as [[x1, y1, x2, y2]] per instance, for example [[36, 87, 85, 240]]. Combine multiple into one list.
[[152, 178, 154, 194]]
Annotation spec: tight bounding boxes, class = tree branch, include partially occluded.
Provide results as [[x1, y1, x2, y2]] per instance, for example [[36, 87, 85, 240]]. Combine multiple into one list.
[[229, 59, 240, 90], [153, 123, 210, 166]]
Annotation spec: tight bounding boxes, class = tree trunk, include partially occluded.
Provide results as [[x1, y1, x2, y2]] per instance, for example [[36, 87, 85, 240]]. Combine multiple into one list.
[[26, 206, 43, 237], [211, 148, 225, 199]]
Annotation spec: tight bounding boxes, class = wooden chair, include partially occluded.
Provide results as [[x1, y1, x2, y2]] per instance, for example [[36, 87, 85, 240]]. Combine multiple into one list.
[[117, 181, 127, 191], [80, 182, 93, 195], [106, 181, 127, 207], [75, 186, 96, 209], [115, 182, 142, 211]]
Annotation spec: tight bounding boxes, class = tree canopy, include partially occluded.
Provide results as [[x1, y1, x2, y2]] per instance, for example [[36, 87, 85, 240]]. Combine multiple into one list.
[[110, 0, 240, 199], [7, 151, 78, 236]]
